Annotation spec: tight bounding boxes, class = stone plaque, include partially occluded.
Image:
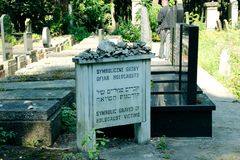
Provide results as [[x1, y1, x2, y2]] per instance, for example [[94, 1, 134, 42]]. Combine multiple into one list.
[[93, 61, 145, 129]]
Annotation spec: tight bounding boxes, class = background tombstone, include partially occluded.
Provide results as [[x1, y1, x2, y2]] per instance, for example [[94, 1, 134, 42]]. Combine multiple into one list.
[[24, 18, 33, 52], [140, 5, 152, 48], [228, 0, 238, 28], [1, 14, 13, 61], [98, 29, 104, 44], [223, 19, 229, 30], [216, 19, 223, 31], [185, 12, 190, 24], [42, 27, 51, 48], [172, 2, 184, 66], [204, 1, 220, 30], [219, 49, 231, 76], [179, 24, 199, 105], [68, 3, 73, 27]]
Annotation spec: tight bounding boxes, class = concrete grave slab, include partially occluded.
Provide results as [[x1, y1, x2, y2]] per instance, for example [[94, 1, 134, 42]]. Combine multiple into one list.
[[0, 79, 75, 90], [0, 100, 60, 121], [0, 109, 61, 146], [0, 89, 73, 101]]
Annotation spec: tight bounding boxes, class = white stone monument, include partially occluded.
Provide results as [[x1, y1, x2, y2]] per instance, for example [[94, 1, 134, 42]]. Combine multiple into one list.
[[140, 6, 152, 48], [73, 42, 153, 151], [24, 18, 33, 52], [1, 14, 13, 61], [228, 0, 239, 28], [42, 27, 51, 48], [219, 49, 231, 76], [204, 2, 220, 30]]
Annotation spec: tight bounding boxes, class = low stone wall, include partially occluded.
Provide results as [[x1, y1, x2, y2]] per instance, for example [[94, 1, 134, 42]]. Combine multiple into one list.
[[0, 35, 74, 78]]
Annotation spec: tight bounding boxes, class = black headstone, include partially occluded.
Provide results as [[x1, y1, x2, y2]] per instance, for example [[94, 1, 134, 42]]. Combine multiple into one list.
[[179, 24, 199, 105]]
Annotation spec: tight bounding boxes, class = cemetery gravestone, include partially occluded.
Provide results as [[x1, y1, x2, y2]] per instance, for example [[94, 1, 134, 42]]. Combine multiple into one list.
[[216, 19, 223, 31], [204, 2, 220, 30], [223, 19, 229, 30], [42, 27, 51, 48], [98, 29, 104, 43], [171, 3, 184, 65], [141, 6, 152, 48], [229, 0, 239, 28], [24, 18, 33, 52], [73, 40, 153, 151], [179, 24, 199, 105], [1, 14, 13, 61], [219, 49, 231, 76]]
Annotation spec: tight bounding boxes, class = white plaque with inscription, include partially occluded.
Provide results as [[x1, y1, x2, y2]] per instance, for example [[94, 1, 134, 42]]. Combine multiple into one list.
[[93, 61, 145, 128], [74, 54, 153, 151]]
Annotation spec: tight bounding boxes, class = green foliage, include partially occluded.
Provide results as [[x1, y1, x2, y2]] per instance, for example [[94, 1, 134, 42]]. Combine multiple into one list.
[[112, 20, 140, 42], [157, 135, 168, 150], [0, 0, 64, 34], [61, 103, 77, 132], [81, 129, 109, 160], [61, 153, 84, 160], [140, 0, 152, 8], [147, 4, 161, 42], [32, 34, 41, 40], [157, 135, 171, 160], [0, 127, 15, 145], [168, 0, 175, 7], [148, 4, 161, 32], [198, 28, 240, 99], [69, 26, 91, 42], [70, 0, 111, 33]]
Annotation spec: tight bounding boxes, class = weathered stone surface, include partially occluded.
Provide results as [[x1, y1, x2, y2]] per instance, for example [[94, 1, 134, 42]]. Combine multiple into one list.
[[117, 42, 127, 48], [0, 109, 61, 146], [0, 89, 72, 100], [97, 40, 116, 53], [0, 79, 75, 90], [42, 27, 51, 48], [77, 40, 154, 61], [0, 100, 60, 121], [1, 14, 13, 61]]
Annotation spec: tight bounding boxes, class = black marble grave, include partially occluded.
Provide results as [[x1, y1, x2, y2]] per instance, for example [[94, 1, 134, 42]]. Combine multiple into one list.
[[102, 24, 215, 138]]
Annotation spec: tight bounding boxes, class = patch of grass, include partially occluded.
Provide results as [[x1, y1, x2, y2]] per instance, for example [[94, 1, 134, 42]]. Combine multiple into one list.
[[61, 103, 77, 133], [156, 135, 171, 160], [198, 28, 240, 99], [157, 135, 168, 150], [63, 42, 72, 50]]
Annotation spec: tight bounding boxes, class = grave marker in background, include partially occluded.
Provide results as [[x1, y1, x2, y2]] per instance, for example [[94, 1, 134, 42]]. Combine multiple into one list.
[[204, 1, 220, 30], [24, 18, 33, 52], [219, 49, 231, 76], [42, 27, 51, 48], [179, 24, 199, 105], [229, 0, 238, 28], [1, 14, 13, 61], [140, 6, 152, 48], [223, 19, 229, 30]]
